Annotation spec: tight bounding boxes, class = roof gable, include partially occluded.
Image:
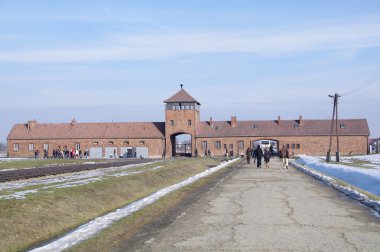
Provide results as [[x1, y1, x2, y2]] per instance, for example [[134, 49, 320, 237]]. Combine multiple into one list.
[[164, 88, 200, 105]]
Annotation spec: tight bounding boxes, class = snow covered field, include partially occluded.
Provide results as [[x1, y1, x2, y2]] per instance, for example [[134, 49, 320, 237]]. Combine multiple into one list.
[[294, 154, 380, 196]]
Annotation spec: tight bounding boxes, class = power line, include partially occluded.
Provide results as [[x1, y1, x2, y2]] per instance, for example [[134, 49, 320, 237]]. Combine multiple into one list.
[[341, 69, 380, 96]]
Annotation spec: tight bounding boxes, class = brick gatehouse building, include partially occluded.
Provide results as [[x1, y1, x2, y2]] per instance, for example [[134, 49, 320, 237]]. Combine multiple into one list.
[[7, 87, 370, 158]]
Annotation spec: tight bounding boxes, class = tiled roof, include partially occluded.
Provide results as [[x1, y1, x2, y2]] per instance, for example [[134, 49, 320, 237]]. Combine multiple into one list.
[[164, 89, 201, 105], [196, 119, 370, 138], [7, 122, 165, 140]]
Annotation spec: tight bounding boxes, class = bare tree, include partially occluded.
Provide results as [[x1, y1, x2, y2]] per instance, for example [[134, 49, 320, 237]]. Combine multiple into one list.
[[0, 142, 7, 152]]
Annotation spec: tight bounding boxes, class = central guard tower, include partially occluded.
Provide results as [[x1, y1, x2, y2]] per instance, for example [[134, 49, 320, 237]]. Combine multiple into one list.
[[164, 85, 200, 157]]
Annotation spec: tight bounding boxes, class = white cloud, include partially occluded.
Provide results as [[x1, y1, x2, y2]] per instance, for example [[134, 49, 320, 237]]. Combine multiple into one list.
[[0, 19, 379, 63]]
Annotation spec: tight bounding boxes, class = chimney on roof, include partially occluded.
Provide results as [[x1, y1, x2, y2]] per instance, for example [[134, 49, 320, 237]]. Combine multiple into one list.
[[231, 116, 237, 127], [209, 117, 213, 127], [299, 115, 303, 126], [27, 120, 37, 130], [277, 116, 281, 125], [71, 118, 76, 126]]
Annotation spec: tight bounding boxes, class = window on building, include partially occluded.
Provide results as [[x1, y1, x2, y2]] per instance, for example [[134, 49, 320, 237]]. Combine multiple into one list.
[[223, 144, 227, 150], [286, 144, 290, 149], [170, 120, 174, 126], [292, 144, 296, 149], [43, 143, 49, 150], [93, 141, 99, 146], [238, 141, 244, 149], [75, 142, 81, 150], [215, 126, 219, 130], [13, 143, 19, 151], [294, 124, 299, 129], [215, 141, 221, 149], [28, 143, 34, 151], [124, 140, 130, 145], [340, 123, 345, 129], [201, 141, 207, 150], [229, 144, 233, 150], [140, 141, 145, 146], [188, 120, 192, 126], [253, 124, 259, 130], [296, 144, 300, 149], [108, 141, 114, 145]]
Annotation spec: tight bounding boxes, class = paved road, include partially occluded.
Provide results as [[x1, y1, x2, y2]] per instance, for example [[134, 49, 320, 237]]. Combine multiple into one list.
[[135, 158, 380, 251]]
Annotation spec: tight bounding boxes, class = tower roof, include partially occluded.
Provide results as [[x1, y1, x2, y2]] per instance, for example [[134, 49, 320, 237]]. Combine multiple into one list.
[[164, 88, 201, 105]]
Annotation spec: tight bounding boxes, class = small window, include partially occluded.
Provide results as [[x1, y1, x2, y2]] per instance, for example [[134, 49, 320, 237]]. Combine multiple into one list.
[[14, 143, 19, 151], [340, 123, 345, 129], [201, 141, 207, 150], [140, 141, 145, 145], [224, 144, 227, 150], [292, 144, 296, 149], [253, 124, 259, 130], [108, 141, 114, 145], [286, 144, 290, 149], [75, 142, 80, 150], [215, 141, 221, 149], [43, 143, 49, 150], [238, 141, 244, 149], [93, 141, 99, 146], [229, 144, 233, 150], [124, 140, 130, 145], [188, 120, 192, 126], [29, 143, 34, 151], [296, 144, 300, 149], [170, 120, 174, 126], [294, 124, 299, 129], [215, 126, 219, 130]]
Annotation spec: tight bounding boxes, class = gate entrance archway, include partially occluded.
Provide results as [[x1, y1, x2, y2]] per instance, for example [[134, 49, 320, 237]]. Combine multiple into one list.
[[252, 139, 279, 156], [170, 133, 192, 157]]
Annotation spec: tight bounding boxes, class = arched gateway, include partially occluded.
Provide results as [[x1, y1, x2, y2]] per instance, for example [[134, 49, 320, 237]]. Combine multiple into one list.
[[164, 86, 200, 157]]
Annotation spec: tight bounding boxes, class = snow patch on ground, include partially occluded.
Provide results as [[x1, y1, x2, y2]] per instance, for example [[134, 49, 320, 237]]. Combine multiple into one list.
[[29, 158, 239, 252], [291, 161, 380, 216], [342, 154, 380, 165], [0, 161, 160, 200], [295, 155, 380, 196]]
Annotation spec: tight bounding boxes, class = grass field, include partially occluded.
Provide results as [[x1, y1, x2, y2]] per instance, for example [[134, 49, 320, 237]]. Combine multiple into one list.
[[70, 161, 234, 252], [0, 158, 221, 252]]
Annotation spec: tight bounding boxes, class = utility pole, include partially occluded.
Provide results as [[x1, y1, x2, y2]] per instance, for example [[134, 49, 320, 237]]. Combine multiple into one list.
[[326, 93, 341, 162]]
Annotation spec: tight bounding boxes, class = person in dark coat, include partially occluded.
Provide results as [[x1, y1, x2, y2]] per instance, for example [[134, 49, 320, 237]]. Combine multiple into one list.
[[245, 147, 252, 164], [255, 145, 263, 168], [264, 147, 271, 168]]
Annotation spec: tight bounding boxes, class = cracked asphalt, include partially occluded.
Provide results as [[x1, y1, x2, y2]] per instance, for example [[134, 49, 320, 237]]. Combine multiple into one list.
[[135, 158, 380, 251]]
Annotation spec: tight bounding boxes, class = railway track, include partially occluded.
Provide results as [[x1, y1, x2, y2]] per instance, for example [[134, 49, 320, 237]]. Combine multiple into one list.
[[0, 159, 157, 183]]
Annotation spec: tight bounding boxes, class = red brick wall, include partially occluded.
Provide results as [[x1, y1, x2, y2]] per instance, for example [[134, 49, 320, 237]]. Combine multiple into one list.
[[165, 108, 199, 157], [7, 138, 164, 158], [195, 135, 368, 157]]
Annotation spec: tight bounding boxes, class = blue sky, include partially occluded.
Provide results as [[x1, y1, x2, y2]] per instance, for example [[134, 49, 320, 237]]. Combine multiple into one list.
[[1, 0, 380, 143]]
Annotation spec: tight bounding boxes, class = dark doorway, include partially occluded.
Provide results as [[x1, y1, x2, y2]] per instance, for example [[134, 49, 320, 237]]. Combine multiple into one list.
[[171, 133, 192, 157]]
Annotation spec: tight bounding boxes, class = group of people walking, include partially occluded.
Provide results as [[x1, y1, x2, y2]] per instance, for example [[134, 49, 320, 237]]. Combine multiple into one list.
[[245, 144, 290, 169]]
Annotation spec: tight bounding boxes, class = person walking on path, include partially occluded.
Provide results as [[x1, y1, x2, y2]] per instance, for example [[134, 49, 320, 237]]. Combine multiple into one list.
[[263, 147, 271, 168], [255, 145, 263, 168], [245, 147, 252, 164], [280, 145, 290, 169]]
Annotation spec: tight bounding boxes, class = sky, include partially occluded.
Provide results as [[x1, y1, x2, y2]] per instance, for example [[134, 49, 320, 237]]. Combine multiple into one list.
[[0, 0, 380, 143]]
